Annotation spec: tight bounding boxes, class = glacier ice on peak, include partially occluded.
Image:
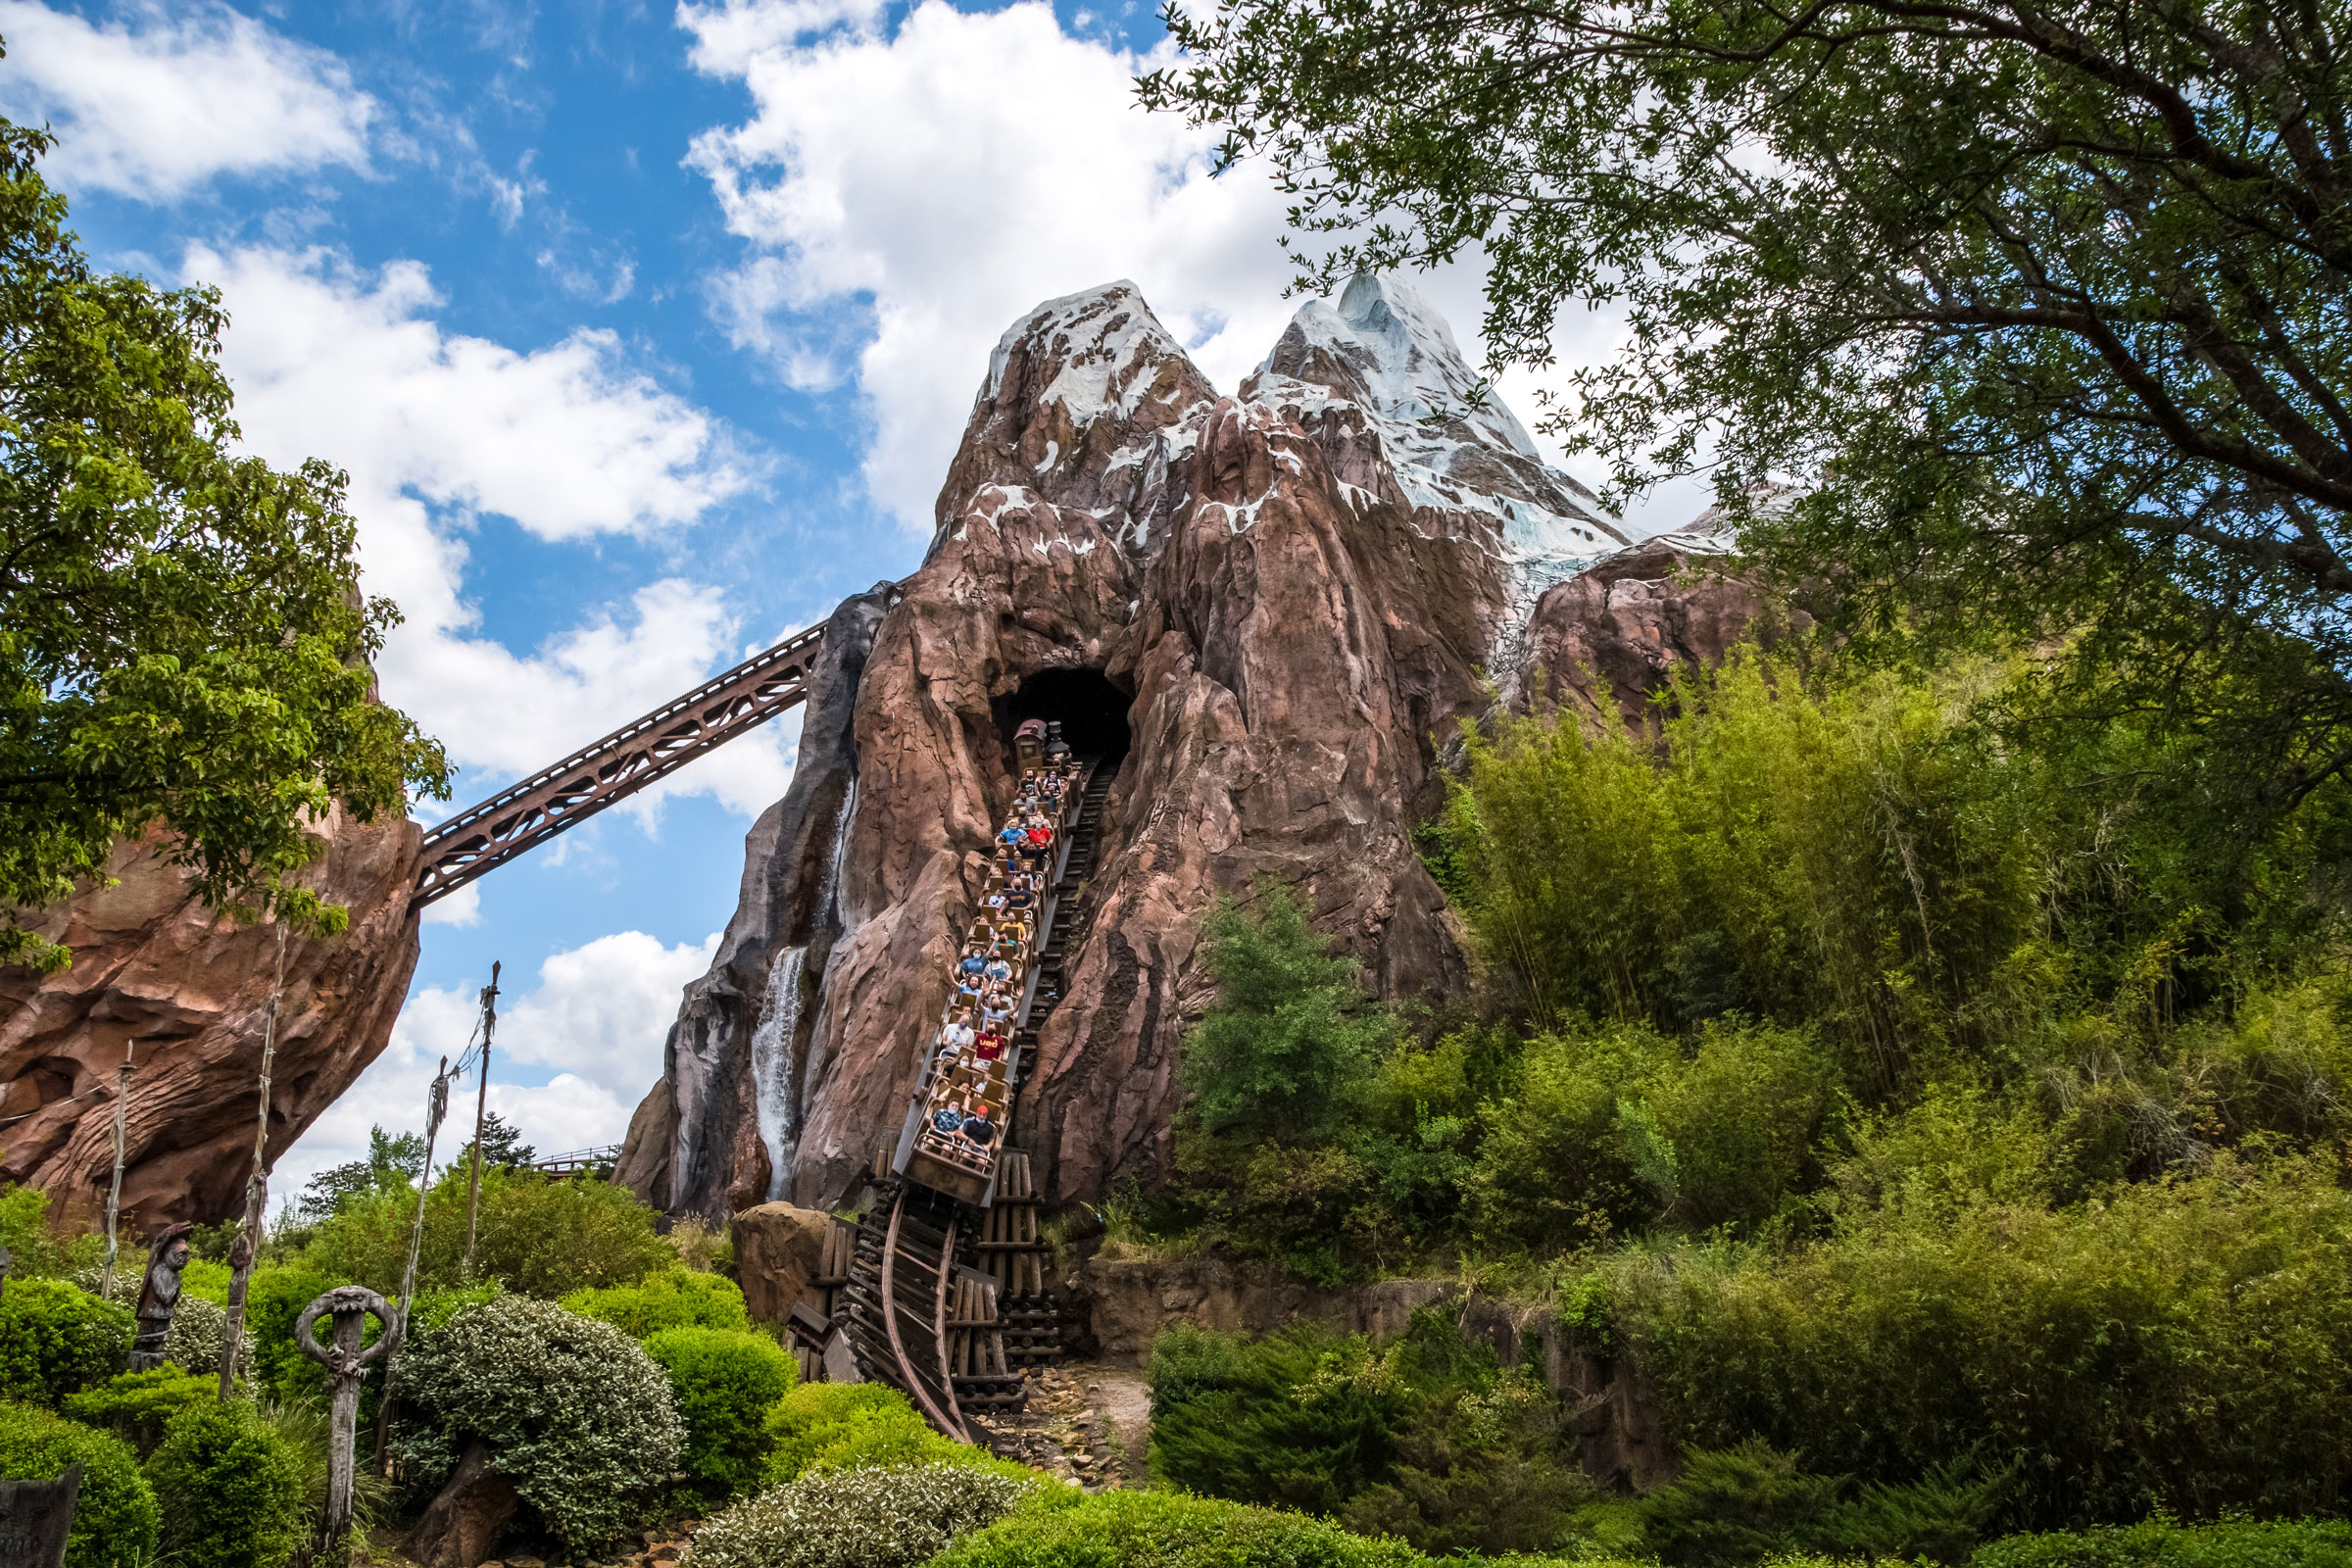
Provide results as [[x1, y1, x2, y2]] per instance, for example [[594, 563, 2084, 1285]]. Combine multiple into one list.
[[1249, 272, 1630, 596], [978, 278, 1200, 428]]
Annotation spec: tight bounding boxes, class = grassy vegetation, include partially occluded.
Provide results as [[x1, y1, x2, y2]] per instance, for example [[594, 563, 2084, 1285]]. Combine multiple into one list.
[[1142, 645, 2352, 1552]]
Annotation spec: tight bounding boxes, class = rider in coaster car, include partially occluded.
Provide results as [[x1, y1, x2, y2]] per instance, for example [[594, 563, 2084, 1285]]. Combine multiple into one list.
[[960, 1104, 999, 1147], [982, 954, 1013, 985]]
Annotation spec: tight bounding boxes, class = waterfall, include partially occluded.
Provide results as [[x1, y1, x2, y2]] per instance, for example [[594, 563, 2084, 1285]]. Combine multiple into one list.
[[820, 776, 858, 928], [749, 945, 806, 1203]]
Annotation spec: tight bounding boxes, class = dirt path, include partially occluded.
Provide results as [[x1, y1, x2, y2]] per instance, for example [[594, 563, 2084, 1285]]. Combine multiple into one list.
[[974, 1360, 1153, 1490]]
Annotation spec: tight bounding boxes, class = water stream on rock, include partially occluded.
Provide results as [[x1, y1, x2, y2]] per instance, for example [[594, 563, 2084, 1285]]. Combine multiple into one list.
[[750, 944, 806, 1204]]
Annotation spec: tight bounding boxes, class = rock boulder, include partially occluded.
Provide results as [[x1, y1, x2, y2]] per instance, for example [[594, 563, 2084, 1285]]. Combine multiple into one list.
[[0, 806, 420, 1228]]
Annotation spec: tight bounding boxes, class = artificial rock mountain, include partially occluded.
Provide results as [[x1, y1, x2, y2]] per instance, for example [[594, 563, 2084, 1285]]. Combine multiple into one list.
[[0, 808, 422, 1227], [620, 274, 1774, 1219], [0, 274, 1772, 1232]]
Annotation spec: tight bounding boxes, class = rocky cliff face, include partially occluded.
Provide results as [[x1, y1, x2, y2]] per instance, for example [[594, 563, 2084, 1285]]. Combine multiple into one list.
[[625, 275, 1753, 1219], [0, 808, 421, 1228], [1519, 510, 1812, 730]]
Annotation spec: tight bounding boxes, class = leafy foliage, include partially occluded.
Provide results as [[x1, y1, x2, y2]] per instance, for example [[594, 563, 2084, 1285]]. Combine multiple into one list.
[[1142, 0, 2352, 805], [0, 1184, 102, 1278], [301, 1161, 671, 1297], [1595, 1152, 2352, 1526], [0, 1396, 159, 1568], [0, 1278, 131, 1407], [145, 1397, 310, 1568], [297, 1123, 427, 1222], [1973, 1517, 2352, 1568], [1181, 887, 1396, 1144], [387, 1294, 684, 1544], [687, 1462, 1038, 1568], [643, 1325, 798, 1498], [61, 1366, 211, 1455], [564, 1267, 752, 1339], [760, 1382, 1028, 1487], [929, 1486, 1429, 1568], [1150, 1310, 1590, 1553], [0, 111, 445, 969]]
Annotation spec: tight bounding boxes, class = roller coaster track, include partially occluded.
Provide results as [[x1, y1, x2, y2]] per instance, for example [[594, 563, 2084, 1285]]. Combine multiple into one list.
[[411, 620, 831, 907], [843, 759, 1116, 1437]]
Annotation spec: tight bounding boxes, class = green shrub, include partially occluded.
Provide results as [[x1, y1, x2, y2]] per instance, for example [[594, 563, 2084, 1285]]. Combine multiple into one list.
[[0, 1278, 132, 1406], [565, 1268, 751, 1338], [303, 1163, 672, 1297], [1971, 1517, 2352, 1568], [388, 1293, 684, 1544], [1179, 887, 1396, 1145], [0, 1397, 160, 1568], [240, 1263, 337, 1398], [1149, 1321, 1409, 1515], [761, 1381, 1024, 1485], [63, 1366, 212, 1455], [146, 1398, 310, 1568], [0, 1184, 102, 1279], [1469, 1020, 1836, 1248], [930, 1486, 1427, 1568], [1630, 1441, 1845, 1568], [1600, 1152, 2352, 1527], [1339, 1370, 1592, 1555], [688, 1462, 1038, 1568], [644, 1325, 797, 1496], [1149, 1311, 1588, 1554]]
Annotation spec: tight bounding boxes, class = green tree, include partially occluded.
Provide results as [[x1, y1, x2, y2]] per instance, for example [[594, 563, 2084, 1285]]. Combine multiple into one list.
[[297, 1123, 428, 1221], [1180, 887, 1395, 1144], [0, 105, 446, 969], [1140, 0, 2352, 803]]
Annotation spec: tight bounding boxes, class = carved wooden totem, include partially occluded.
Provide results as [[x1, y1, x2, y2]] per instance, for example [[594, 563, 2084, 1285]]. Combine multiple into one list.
[[294, 1285, 395, 1545], [128, 1223, 193, 1372]]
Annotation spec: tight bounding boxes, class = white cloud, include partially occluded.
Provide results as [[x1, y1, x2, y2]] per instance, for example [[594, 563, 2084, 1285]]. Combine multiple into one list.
[[419, 883, 482, 928], [497, 930, 724, 1093], [193, 243, 792, 810], [0, 0, 375, 200], [679, 0, 1702, 532], [273, 929, 720, 1200]]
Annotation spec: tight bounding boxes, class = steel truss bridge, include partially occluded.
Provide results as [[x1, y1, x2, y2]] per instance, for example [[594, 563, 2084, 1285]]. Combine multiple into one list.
[[412, 619, 829, 907]]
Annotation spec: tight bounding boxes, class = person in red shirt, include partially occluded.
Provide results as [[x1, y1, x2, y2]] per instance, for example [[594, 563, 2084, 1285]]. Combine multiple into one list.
[[976, 1027, 1006, 1061]]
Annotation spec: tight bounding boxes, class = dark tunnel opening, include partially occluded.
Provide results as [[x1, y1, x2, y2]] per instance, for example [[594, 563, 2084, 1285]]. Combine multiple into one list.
[[996, 666, 1133, 767]]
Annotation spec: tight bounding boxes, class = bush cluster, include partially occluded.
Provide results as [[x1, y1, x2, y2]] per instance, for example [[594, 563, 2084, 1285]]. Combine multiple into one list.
[[388, 1293, 685, 1544], [762, 1381, 1030, 1487], [688, 1462, 1036, 1568], [0, 1279, 132, 1407], [147, 1398, 311, 1568], [1597, 1151, 2352, 1528], [931, 1486, 1428, 1568], [566, 1267, 752, 1338], [302, 1163, 673, 1297], [61, 1366, 212, 1455], [1150, 1310, 1590, 1554], [644, 1325, 798, 1495], [0, 1397, 159, 1568]]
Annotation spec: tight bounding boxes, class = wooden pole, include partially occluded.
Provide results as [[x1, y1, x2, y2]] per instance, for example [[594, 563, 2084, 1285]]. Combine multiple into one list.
[[460, 962, 499, 1280], [98, 1039, 133, 1300], [219, 924, 289, 1399], [374, 1056, 450, 1468]]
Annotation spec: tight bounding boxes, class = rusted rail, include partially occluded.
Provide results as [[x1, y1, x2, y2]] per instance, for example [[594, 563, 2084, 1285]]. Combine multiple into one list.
[[412, 622, 828, 906]]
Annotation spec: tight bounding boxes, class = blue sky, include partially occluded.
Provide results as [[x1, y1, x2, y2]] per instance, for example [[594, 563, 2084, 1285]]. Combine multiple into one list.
[[0, 0, 1697, 1203]]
